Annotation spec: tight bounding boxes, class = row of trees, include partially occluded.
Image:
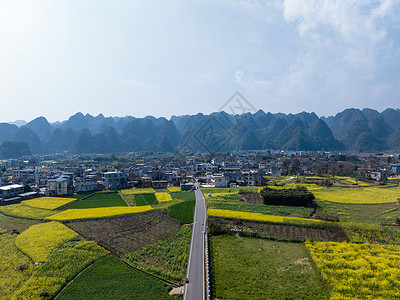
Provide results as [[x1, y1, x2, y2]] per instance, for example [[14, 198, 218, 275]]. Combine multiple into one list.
[[260, 186, 315, 207]]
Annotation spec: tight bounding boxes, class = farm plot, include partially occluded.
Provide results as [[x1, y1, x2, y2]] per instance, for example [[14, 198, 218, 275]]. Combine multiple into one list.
[[313, 186, 400, 204], [0, 234, 34, 299], [155, 192, 173, 202], [342, 222, 400, 244], [207, 201, 312, 219], [23, 197, 77, 210], [126, 225, 192, 281], [65, 210, 182, 256], [167, 186, 181, 192], [15, 221, 78, 263], [60, 193, 126, 210], [318, 200, 400, 225], [208, 208, 320, 226], [122, 188, 156, 194], [134, 193, 158, 206], [208, 218, 348, 242], [13, 239, 108, 300], [56, 255, 174, 300], [306, 241, 400, 299], [211, 235, 328, 300], [201, 186, 261, 195], [47, 205, 153, 221], [0, 214, 41, 232], [0, 203, 56, 220], [170, 191, 195, 202], [168, 200, 195, 224]]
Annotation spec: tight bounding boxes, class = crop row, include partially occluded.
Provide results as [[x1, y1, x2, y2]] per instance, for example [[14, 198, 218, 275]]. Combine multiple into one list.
[[66, 210, 182, 256], [56, 255, 174, 300], [46, 205, 153, 221], [121, 188, 156, 195], [125, 225, 192, 282], [342, 222, 400, 245], [208, 208, 320, 226]]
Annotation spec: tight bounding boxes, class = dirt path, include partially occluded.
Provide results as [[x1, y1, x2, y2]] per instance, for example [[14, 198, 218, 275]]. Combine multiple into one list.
[[118, 191, 131, 207]]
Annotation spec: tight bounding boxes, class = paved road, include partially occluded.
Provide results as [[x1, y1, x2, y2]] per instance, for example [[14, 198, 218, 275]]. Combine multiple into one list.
[[184, 183, 207, 300]]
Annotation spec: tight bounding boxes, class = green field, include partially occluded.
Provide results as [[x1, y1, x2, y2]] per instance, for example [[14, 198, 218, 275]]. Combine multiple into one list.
[[201, 186, 261, 195], [318, 200, 399, 225], [170, 191, 195, 202], [56, 256, 174, 300], [125, 225, 191, 281], [61, 193, 127, 210], [134, 193, 158, 206], [210, 235, 328, 300], [169, 200, 195, 223]]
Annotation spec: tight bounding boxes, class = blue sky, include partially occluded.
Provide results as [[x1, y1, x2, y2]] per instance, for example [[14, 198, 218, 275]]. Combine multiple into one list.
[[1, 0, 400, 122]]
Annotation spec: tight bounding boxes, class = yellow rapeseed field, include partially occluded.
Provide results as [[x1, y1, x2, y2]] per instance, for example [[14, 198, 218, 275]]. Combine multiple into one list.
[[12, 241, 108, 300], [0, 203, 56, 220], [121, 188, 155, 194], [15, 222, 78, 263], [46, 205, 153, 221], [306, 241, 400, 299], [0, 234, 33, 299], [155, 192, 173, 202], [22, 197, 77, 210], [207, 208, 320, 225], [167, 186, 181, 192], [313, 186, 400, 204]]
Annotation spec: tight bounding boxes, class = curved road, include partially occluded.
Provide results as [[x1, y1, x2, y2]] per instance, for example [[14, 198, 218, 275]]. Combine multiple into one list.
[[184, 183, 207, 300]]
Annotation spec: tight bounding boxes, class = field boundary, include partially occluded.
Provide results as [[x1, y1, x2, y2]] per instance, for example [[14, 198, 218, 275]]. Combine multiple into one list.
[[55, 199, 79, 211], [118, 191, 131, 207]]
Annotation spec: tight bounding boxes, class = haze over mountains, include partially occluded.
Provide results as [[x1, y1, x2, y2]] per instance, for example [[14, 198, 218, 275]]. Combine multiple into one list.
[[1, 108, 400, 157]]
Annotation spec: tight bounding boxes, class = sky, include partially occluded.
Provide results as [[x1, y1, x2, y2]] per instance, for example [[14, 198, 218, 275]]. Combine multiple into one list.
[[1, 0, 400, 123]]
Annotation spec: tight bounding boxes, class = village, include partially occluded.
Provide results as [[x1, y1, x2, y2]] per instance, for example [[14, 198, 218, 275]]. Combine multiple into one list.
[[1, 150, 400, 204]]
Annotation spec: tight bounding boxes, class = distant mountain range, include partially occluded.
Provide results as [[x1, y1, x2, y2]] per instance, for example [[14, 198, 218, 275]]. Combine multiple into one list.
[[1, 108, 400, 157]]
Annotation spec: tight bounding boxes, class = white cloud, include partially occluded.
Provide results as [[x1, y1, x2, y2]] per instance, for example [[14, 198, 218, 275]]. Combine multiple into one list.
[[235, 70, 272, 89], [283, 0, 397, 44]]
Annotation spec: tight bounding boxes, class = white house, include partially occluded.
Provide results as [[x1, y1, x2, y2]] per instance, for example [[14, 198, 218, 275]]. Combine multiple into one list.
[[74, 177, 99, 193], [48, 177, 69, 196], [0, 184, 24, 198], [102, 171, 127, 190], [213, 174, 228, 188]]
